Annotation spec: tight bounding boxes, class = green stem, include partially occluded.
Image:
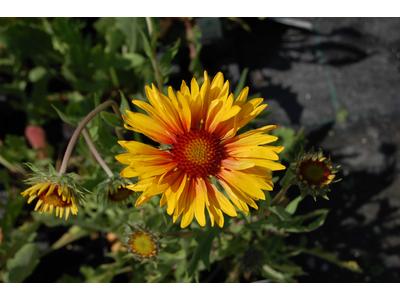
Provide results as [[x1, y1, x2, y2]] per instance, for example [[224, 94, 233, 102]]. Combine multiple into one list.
[[270, 184, 292, 206], [145, 17, 163, 91], [115, 266, 133, 275], [59, 100, 124, 174], [81, 128, 114, 177]]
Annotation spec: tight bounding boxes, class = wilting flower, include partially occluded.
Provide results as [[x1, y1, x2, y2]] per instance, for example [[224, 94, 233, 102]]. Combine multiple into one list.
[[116, 71, 285, 228], [94, 175, 136, 205], [124, 224, 160, 262], [290, 147, 340, 200], [21, 163, 86, 220]]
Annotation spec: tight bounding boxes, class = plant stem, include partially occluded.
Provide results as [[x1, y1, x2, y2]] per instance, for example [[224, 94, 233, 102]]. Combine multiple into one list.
[[59, 100, 124, 174], [81, 128, 114, 177], [145, 17, 153, 40], [145, 17, 163, 91], [270, 183, 292, 206], [115, 266, 133, 275]]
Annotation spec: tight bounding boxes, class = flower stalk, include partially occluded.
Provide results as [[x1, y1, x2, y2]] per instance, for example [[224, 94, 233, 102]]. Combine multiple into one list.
[[59, 100, 124, 174], [81, 128, 114, 177]]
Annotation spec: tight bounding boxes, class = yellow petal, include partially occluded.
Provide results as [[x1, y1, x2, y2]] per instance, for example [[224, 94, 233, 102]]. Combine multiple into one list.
[[219, 169, 265, 200], [65, 207, 70, 220], [34, 200, 43, 211], [194, 179, 206, 227], [27, 195, 37, 204], [221, 158, 255, 170], [38, 182, 51, 196], [59, 207, 64, 219], [205, 179, 237, 217], [230, 146, 280, 161], [46, 184, 56, 196]]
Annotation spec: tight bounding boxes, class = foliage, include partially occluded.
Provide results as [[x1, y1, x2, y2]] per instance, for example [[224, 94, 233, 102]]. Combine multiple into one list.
[[0, 17, 361, 283]]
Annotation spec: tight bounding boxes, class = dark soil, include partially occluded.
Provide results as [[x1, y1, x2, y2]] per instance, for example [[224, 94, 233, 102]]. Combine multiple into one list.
[[3, 17, 399, 283]]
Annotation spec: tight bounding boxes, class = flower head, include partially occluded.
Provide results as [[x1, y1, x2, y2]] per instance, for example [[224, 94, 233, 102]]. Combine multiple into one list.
[[21, 163, 86, 220], [290, 147, 340, 200], [116, 71, 285, 228], [94, 175, 136, 205], [124, 224, 160, 262]]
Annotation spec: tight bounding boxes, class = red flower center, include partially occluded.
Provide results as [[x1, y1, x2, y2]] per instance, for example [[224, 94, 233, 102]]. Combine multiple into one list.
[[298, 160, 331, 186], [108, 187, 133, 203], [170, 129, 226, 178], [39, 186, 70, 207]]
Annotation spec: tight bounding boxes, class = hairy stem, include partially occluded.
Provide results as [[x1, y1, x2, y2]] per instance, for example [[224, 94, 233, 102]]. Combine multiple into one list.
[[81, 128, 114, 177], [59, 100, 124, 174]]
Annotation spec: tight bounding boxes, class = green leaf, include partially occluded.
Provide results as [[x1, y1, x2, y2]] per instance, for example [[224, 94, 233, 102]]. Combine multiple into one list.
[[300, 188, 308, 200], [93, 93, 101, 128], [269, 206, 292, 221], [115, 17, 138, 53], [28, 66, 48, 82], [0, 194, 25, 248], [121, 52, 146, 69], [147, 17, 158, 51], [279, 167, 294, 187], [290, 246, 363, 274], [239, 210, 251, 223], [283, 209, 329, 233], [187, 220, 230, 277], [101, 111, 123, 128], [48, 225, 94, 252], [233, 67, 249, 99], [261, 263, 293, 283], [159, 38, 181, 82], [3, 243, 40, 283], [0, 23, 62, 62], [51, 104, 77, 126], [137, 25, 153, 60], [118, 90, 130, 117], [0, 221, 41, 265], [97, 123, 119, 153], [284, 196, 303, 215], [104, 25, 125, 54]]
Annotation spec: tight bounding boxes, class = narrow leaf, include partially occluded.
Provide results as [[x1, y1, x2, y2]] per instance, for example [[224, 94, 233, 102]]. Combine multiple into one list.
[[51, 104, 77, 126], [285, 196, 303, 215], [101, 111, 123, 128], [118, 90, 130, 117], [233, 67, 249, 99]]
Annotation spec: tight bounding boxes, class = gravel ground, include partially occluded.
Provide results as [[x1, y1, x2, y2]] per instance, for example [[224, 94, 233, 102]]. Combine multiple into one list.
[[198, 17, 400, 282]]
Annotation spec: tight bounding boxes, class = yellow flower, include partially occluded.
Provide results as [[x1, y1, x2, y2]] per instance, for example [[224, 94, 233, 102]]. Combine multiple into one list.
[[21, 182, 78, 220], [125, 225, 160, 262], [116, 71, 285, 228], [21, 163, 86, 220]]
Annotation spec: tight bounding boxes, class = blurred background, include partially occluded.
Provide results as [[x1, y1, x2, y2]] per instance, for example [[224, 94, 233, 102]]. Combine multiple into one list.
[[1, 17, 399, 282]]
